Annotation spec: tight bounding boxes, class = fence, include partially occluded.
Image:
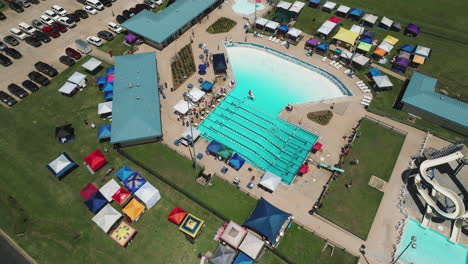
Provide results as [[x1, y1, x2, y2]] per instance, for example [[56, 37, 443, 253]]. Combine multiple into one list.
[[363, 115, 408, 136]]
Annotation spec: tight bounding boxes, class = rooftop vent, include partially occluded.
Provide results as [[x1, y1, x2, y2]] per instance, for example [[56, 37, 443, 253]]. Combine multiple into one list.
[[129, 83, 134, 88]]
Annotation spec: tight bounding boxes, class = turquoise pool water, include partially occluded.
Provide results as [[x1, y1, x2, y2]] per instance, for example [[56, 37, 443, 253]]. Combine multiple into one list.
[[396, 218, 468, 264], [231, 0, 265, 15]]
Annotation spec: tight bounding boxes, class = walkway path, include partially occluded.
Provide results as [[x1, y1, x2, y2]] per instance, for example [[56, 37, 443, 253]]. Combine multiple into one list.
[[371, 63, 407, 81], [0, 229, 36, 264]]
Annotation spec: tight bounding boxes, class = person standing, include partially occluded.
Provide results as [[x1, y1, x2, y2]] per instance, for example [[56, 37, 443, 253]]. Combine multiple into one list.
[[109, 50, 113, 57]]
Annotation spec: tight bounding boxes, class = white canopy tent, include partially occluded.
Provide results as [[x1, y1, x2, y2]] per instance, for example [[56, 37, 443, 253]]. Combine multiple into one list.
[[265, 21, 280, 31], [350, 25, 364, 34], [238, 232, 265, 260], [352, 53, 370, 66], [259, 171, 282, 192], [173, 99, 193, 115], [276, 1, 292, 10], [289, 1, 305, 13], [380, 16, 394, 28], [92, 204, 122, 233], [363, 14, 378, 25], [415, 45, 431, 58], [187, 87, 205, 103], [322, 1, 336, 11], [82, 57, 102, 72], [47, 153, 75, 177], [58, 82, 78, 95], [67, 72, 87, 88], [135, 181, 161, 209], [98, 101, 113, 115], [255, 17, 269, 27], [181, 126, 201, 142], [99, 179, 120, 202], [373, 75, 393, 89], [220, 221, 247, 249], [287, 28, 302, 38], [336, 5, 350, 15], [378, 41, 394, 53], [317, 20, 338, 36], [340, 50, 353, 60]]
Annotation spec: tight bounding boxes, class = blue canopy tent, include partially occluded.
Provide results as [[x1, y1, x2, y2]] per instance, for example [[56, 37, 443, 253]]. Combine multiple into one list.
[[243, 198, 291, 244], [106, 67, 115, 74], [84, 191, 107, 213], [233, 252, 254, 264], [102, 82, 114, 92], [213, 53, 227, 75], [368, 67, 383, 77], [104, 91, 113, 100], [400, 44, 415, 53], [308, 0, 321, 8], [349, 8, 363, 20], [360, 36, 373, 44], [46, 152, 77, 179], [98, 124, 112, 140], [229, 153, 246, 170], [316, 43, 329, 53], [278, 25, 289, 35], [124, 172, 147, 193], [116, 165, 134, 182], [200, 81, 214, 92], [207, 140, 223, 154], [96, 76, 107, 85]]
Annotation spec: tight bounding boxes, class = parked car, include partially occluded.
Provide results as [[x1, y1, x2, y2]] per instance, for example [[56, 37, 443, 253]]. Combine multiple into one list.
[[3, 47, 22, 59], [16, 0, 31, 8], [76, 0, 86, 4], [34, 61, 58, 77], [136, 3, 151, 10], [0, 91, 17, 107], [66, 13, 80, 23], [97, 30, 113, 41], [33, 31, 51, 43], [44, 10, 61, 21], [42, 26, 60, 38], [143, 0, 156, 9], [22, 80, 39, 92], [25, 36, 42, 47], [100, 0, 112, 7], [74, 9, 89, 19], [19, 22, 37, 35], [8, 83, 28, 99], [51, 4, 68, 16], [116, 15, 126, 24], [107, 22, 122, 33], [10, 28, 27, 40], [65, 47, 82, 59], [0, 41, 7, 51], [0, 11, 6, 21], [40, 15, 54, 26], [86, 36, 103, 46], [32, 19, 46, 30], [29, 0, 40, 4], [51, 22, 67, 33], [83, 5, 97, 15], [4, 35, 19, 46], [0, 54, 13, 67], [28, 71, 50, 86], [57, 17, 76, 28], [59, 55, 75, 66], [122, 10, 133, 19], [9, 2, 24, 13], [154, 0, 164, 6]]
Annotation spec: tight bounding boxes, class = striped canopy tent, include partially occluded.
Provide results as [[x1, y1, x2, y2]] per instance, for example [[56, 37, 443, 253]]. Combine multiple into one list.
[[179, 213, 204, 238]]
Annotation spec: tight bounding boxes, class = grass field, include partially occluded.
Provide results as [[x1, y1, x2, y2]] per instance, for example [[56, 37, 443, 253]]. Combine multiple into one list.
[[318, 119, 405, 239], [277, 223, 358, 264], [207, 17, 238, 34], [98, 33, 132, 56]]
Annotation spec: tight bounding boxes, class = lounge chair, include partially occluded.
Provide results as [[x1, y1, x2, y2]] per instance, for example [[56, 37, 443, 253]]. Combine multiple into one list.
[[275, 38, 280, 43], [335, 64, 343, 69], [361, 101, 370, 106], [329, 60, 335, 66], [268, 36, 272, 41], [322, 57, 327, 62], [362, 98, 372, 103], [363, 89, 371, 93], [363, 96, 372, 100], [260, 34, 263, 38], [344, 69, 351, 74], [355, 81, 364, 85], [358, 83, 368, 88]]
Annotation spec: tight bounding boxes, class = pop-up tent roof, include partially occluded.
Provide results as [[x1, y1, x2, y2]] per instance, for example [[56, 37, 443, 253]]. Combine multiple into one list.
[[229, 153, 246, 170], [383, 35, 399, 46], [363, 14, 378, 25], [322, 1, 336, 10], [278, 24, 289, 33], [187, 87, 205, 103], [398, 51, 411, 61], [415, 45, 431, 58], [352, 53, 370, 66], [220, 221, 247, 249], [92, 203, 122, 232], [116, 165, 134, 182], [98, 101, 113, 115], [123, 172, 147, 193], [276, 1, 291, 10], [336, 5, 350, 15], [46, 152, 76, 178], [340, 50, 353, 60], [68, 72, 87, 87], [265, 20, 280, 30], [401, 44, 415, 53], [98, 124, 112, 140], [317, 42, 329, 51], [259, 171, 282, 192], [102, 82, 113, 93], [368, 67, 383, 77], [255, 17, 269, 27], [80, 183, 98, 200], [58, 82, 78, 95], [99, 179, 121, 202], [84, 149, 107, 172], [123, 198, 145, 221], [238, 232, 265, 260], [289, 1, 305, 13], [200, 81, 214, 92], [380, 17, 393, 28], [173, 99, 193, 115], [112, 187, 131, 205], [213, 53, 227, 74], [378, 41, 394, 52], [309, 0, 321, 4], [106, 67, 114, 74], [233, 252, 254, 264], [412, 55, 425, 65], [373, 75, 393, 89], [406, 23, 420, 35], [82, 57, 102, 72], [349, 8, 363, 17], [96, 76, 107, 85], [55, 124, 75, 140], [207, 140, 223, 154], [306, 38, 319, 46], [179, 213, 204, 238], [84, 191, 108, 214], [218, 145, 234, 160], [350, 25, 364, 34], [243, 198, 291, 243], [168, 206, 188, 225], [287, 27, 302, 38], [210, 244, 236, 264], [317, 20, 337, 36], [357, 42, 372, 52], [181, 126, 201, 143], [333, 27, 359, 45], [135, 181, 161, 209]]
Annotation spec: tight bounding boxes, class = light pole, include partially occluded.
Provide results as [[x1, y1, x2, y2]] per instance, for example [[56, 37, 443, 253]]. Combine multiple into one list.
[[392, 236, 417, 264], [184, 92, 198, 171]]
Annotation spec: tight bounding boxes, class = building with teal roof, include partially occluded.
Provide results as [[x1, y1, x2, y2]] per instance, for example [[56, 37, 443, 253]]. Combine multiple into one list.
[[122, 0, 221, 50], [401, 72, 468, 136], [110, 52, 162, 147]]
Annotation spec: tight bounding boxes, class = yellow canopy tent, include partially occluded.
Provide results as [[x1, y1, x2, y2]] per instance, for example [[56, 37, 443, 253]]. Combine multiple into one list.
[[412, 55, 426, 65], [333, 27, 359, 46], [383, 35, 399, 46]]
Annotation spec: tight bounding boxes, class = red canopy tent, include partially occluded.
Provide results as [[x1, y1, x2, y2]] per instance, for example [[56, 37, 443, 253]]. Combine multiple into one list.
[[84, 149, 107, 172], [329, 16, 341, 23], [312, 142, 323, 153], [298, 164, 309, 175], [168, 206, 188, 225], [112, 187, 131, 205], [80, 183, 98, 200]]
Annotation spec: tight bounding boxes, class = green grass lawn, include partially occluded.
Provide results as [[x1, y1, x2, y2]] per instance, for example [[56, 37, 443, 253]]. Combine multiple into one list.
[[207, 17, 238, 34], [317, 119, 405, 239], [0, 0, 8, 12], [98, 33, 131, 56], [171, 44, 196, 89], [277, 223, 358, 264]]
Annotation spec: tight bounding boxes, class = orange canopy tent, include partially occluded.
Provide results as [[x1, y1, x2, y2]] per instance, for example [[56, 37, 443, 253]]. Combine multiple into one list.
[[168, 206, 188, 225], [123, 198, 145, 222], [373, 47, 387, 57]]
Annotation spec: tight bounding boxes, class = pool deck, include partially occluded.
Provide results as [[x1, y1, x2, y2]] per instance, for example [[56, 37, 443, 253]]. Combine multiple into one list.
[[133, 2, 459, 263]]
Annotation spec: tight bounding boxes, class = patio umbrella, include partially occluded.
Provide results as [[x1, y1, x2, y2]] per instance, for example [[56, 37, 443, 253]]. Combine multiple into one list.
[[204, 49, 209, 54], [198, 43, 204, 48], [198, 64, 207, 71], [116, 165, 134, 182], [123, 172, 147, 193], [103, 82, 114, 92], [199, 54, 204, 59], [187, 83, 193, 88]]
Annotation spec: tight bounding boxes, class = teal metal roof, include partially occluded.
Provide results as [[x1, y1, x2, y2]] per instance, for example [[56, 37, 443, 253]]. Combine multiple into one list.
[[402, 72, 468, 128], [111, 52, 162, 144], [122, 0, 218, 44]]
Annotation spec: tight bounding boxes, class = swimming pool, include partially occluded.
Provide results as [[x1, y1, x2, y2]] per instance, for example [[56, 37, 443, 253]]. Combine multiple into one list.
[[396, 218, 468, 264], [198, 43, 349, 184], [231, 0, 265, 15]]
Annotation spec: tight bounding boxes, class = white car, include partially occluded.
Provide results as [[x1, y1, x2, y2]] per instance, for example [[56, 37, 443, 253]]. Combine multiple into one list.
[[83, 5, 97, 15], [10, 27, 27, 40], [39, 15, 54, 26], [44, 10, 61, 21], [107, 22, 122, 34], [57, 17, 76, 28], [19, 22, 37, 35], [155, 0, 164, 6], [87, 36, 103, 47], [51, 5, 68, 16]]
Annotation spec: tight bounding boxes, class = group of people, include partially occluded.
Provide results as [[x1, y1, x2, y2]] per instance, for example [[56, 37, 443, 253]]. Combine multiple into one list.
[[285, 103, 294, 111]]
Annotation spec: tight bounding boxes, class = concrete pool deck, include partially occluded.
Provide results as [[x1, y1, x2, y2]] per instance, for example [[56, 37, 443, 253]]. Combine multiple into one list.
[[133, 2, 458, 263]]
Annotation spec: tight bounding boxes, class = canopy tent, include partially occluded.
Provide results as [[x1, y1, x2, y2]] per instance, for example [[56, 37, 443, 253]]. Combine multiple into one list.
[[82, 57, 102, 73], [104, 91, 113, 100], [378, 41, 394, 52], [179, 213, 204, 238], [220, 221, 247, 249], [406, 23, 420, 36], [106, 67, 114, 74], [123, 172, 147, 193], [233, 252, 254, 264], [80, 183, 98, 200], [322, 1, 336, 12], [181, 126, 201, 144], [398, 51, 411, 60], [340, 50, 353, 60], [84, 149, 107, 172], [168, 206, 188, 225], [112, 187, 131, 205], [289, 1, 305, 14], [286, 28, 302, 39], [349, 8, 363, 19], [84, 191, 108, 214], [276, 1, 291, 10], [265, 21, 280, 31], [135, 181, 161, 209], [415, 45, 431, 58], [46, 152, 76, 178], [335, 5, 350, 17], [391, 21, 402, 32], [316, 21, 338, 37], [357, 42, 372, 52], [243, 198, 291, 244], [200, 81, 214, 92], [360, 36, 373, 44], [362, 30, 375, 38], [92, 204, 122, 232], [58, 82, 78, 95], [98, 124, 112, 140], [373, 75, 394, 90], [328, 16, 341, 23], [373, 47, 387, 57], [228, 153, 246, 170], [207, 140, 223, 154], [383, 35, 399, 46], [317, 42, 329, 52], [379, 16, 393, 29], [125, 33, 138, 44], [308, 0, 321, 7], [55, 124, 75, 142], [305, 38, 319, 48], [279, 25, 290, 33], [102, 82, 113, 92], [123, 198, 145, 221], [255, 17, 269, 27], [332, 27, 359, 46], [238, 232, 265, 260], [368, 67, 383, 77], [96, 76, 107, 85], [350, 25, 364, 34], [351, 53, 370, 69], [362, 14, 378, 26], [173, 99, 193, 115], [98, 101, 113, 115], [68, 72, 87, 87], [187, 88, 205, 103], [259, 171, 282, 192], [298, 164, 309, 174], [116, 165, 134, 182], [210, 244, 236, 264], [392, 57, 410, 73], [217, 145, 234, 160], [401, 44, 415, 53], [313, 141, 323, 152], [412, 55, 426, 65], [110, 221, 136, 247], [213, 53, 227, 75], [99, 179, 120, 202], [107, 74, 115, 82]]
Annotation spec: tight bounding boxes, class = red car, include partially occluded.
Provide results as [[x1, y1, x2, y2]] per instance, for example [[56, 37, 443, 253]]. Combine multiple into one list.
[[65, 48, 82, 60], [52, 22, 67, 33], [41, 26, 60, 38]]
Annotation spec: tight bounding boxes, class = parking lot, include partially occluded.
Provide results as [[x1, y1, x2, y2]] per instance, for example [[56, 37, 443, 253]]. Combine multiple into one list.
[[0, 0, 142, 95]]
